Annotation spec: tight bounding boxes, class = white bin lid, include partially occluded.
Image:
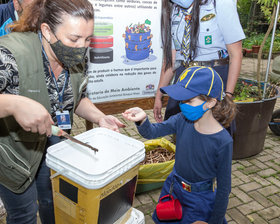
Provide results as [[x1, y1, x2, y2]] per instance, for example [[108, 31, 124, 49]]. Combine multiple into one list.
[[46, 127, 145, 189]]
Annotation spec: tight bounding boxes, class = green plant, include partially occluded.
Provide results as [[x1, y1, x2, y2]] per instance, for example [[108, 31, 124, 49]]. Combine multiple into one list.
[[234, 80, 259, 101], [252, 36, 263, 46], [237, 0, 252, 29], [243, 32, 280, 52], [234, 79, 279, 102]]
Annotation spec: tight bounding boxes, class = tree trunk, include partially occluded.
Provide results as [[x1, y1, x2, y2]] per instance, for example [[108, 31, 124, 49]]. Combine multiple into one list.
[[256, 6, 277, 98]]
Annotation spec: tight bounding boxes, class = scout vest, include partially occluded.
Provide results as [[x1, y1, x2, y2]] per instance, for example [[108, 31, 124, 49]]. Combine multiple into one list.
[[0, 32, 87, 193]]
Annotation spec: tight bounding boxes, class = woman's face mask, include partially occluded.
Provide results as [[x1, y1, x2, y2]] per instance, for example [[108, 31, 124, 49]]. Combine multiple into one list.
[[50, 37, 87, 69], [179, 101, 209, 121], [171, 0, 194, 8]]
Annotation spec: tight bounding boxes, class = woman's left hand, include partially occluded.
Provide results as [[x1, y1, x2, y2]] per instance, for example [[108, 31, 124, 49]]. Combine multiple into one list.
[[98, 115, 126, 132]]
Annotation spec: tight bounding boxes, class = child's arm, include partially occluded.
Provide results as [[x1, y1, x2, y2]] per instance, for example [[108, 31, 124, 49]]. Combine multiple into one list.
[[122, 107, 147, 125], [123, 107, 179, 140], [208, 142, 232, 224]]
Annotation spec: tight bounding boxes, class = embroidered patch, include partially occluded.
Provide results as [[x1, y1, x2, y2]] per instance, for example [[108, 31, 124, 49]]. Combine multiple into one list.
[[201, 13, 216, 22], [205, 35, 212, 45]]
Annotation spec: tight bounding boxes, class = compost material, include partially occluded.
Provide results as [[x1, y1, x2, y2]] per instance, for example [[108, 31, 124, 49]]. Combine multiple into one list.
[[140, 147, 175, 164]]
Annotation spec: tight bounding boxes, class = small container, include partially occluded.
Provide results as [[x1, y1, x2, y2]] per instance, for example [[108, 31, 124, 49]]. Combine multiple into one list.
[[156, 195, 182, 221], [46, 128, 145, 224]]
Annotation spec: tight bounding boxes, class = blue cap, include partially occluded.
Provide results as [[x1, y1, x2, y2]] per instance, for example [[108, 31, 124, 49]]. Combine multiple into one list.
[[160, 66, 224, 101]]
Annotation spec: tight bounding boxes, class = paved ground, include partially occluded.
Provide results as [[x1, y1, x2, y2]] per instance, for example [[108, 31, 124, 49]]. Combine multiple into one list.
[[1, 57, 280, 223]]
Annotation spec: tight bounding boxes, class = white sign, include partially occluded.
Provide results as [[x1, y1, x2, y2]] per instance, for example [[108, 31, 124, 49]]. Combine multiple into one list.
[[87, 0, 163, 103]]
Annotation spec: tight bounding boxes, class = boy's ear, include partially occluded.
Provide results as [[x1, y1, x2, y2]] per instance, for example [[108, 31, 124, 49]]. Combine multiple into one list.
[[206, 98, 217, 109]]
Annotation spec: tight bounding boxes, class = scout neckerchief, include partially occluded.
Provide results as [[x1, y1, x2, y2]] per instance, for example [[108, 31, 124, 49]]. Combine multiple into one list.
[[38, 32, 71, 130], [180, 6, 193, 61]]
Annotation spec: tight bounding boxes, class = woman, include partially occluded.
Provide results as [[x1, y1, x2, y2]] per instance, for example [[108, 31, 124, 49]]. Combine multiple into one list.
[[0, 0, 124, 223], [153, 0, 245, 124]]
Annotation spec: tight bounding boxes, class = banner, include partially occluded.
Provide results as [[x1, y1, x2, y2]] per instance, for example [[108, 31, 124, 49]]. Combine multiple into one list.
[[87, 0, 163, 103]]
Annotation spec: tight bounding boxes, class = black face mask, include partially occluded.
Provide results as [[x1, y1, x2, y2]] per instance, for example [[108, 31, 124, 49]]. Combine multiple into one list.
[[50, 38, 87, 69]]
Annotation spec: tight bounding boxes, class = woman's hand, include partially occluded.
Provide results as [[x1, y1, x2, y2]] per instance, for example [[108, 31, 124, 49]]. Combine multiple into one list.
[[3, 95, 54, 136], [98, 115, 125, 132], [122, 107, 147, 123]]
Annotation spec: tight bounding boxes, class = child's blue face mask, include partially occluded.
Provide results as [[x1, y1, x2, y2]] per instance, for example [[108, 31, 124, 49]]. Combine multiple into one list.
[[171, 0, 193, 8], [179, 101, 209, 121]]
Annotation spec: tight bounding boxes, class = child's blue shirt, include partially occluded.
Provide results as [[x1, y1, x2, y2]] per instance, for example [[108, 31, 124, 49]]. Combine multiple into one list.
[[137, 113, 233, 223]]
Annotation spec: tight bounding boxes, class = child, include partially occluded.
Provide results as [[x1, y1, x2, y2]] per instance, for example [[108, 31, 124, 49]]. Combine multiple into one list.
[[122, 66, 236, 224]]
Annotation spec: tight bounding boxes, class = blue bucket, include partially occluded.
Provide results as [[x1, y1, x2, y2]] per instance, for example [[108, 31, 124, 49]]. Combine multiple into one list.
[[125, 30, 151, 42], [125, 48, 152, 61], [125, 39, 151, 51]]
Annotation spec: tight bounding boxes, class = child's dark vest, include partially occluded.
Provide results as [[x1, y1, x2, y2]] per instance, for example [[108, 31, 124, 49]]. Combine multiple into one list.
[[0, 32, 87, 193]]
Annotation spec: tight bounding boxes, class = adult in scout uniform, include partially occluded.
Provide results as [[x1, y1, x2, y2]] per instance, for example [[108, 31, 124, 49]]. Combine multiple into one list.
[[0, 0, 125, 223], [0, 0, 34, 36], [153, 0, 245, 123]]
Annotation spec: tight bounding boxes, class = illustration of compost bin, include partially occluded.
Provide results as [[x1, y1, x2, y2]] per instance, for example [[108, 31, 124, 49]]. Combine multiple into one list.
[[136, 138, 175, 194], [123, 20, 153, 61]]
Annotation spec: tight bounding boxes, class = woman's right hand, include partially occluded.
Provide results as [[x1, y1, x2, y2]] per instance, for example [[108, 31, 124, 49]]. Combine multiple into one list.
[[12, 96, 54, 136], [122, 107, 147, 123]]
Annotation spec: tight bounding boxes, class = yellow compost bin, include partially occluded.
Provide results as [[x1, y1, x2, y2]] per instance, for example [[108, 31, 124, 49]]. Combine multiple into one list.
[[46, 128, 145, 224]]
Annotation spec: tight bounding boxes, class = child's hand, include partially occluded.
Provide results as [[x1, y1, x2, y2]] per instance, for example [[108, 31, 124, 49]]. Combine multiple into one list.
[[122, 107, 147, 123]]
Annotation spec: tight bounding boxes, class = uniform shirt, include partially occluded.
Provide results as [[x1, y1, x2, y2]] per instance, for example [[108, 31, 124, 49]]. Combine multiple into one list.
[[0, 1, 16, 36], [0, 46, 87, 124], [137, 113, 233, 223], [171, 0, 245, 62]]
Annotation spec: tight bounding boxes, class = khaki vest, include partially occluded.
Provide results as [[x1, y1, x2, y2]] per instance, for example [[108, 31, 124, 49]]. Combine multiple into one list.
[[0, 32, 87, 193]]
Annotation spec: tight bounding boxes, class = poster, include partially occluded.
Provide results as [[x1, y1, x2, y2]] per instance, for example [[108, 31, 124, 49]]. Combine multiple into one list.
[[87, 0, 163, 103]]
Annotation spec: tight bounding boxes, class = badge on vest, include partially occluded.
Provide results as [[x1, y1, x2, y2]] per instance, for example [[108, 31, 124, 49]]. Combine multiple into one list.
[[56, 110, 71, 130], [205, 35, 212, 45], [201, 13, 216, 22]]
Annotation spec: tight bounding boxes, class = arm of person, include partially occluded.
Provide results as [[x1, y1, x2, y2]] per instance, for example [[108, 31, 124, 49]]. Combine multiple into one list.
[[208, 142, 233, 224], [226, 40, 243, 97], [123, 107, 179, 139], [153, 49, 176, 123], [0, 94, 54, 136], [0, 46, 53, 135], [215, 0, 245, 97], [74, 97, 125, 132]]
